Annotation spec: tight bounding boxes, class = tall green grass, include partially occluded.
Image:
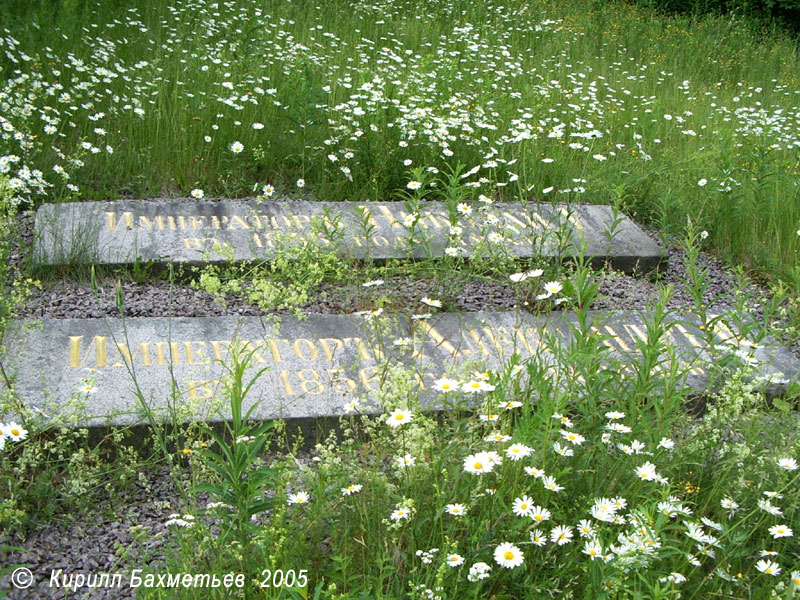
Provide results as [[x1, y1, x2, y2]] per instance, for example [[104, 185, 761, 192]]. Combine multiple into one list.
[[0, 0, 799, 277]]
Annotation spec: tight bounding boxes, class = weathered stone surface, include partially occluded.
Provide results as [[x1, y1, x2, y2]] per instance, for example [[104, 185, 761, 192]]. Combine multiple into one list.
[[34, 199, 663, 273], [3, 311, 796, 427]]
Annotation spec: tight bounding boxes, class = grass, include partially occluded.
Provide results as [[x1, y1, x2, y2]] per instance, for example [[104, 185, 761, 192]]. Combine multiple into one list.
[[0, 0, 800, 598], [0, 0, 799, 275]]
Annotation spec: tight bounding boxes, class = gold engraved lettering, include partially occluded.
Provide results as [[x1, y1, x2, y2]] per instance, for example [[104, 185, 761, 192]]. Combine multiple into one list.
[[359, 366, 379, 391], [622, 323, 648, 343], [465, 329, 490, 356], [115, 341, 152, 367], [240, 340, 268, 363], [138, 215, 165, 230], [479, 327, 507, 356], [154, 341, 182, 366], [210, 340, 231, 362], [354, 206, 379, 228], [292, 214, 311, 229], [345, 337, 381, 361], [327, 368, 357, 394], [278, 370, 295, 395], [511, 327, 545, 355], [524, 327, 552, 354], [248, 214, 263, 229], [183, 341, 210, 365], [496, 326, 527, 356], [69, 335, 107, 368], [374, 205, 402, 228], [267, 339, 290, 362], [558, 206, 585, 231], [187, 379, 215, 400], [710, 320, 736, 342], [501, 211, 540, 233], [671, 323, 705, 348], [105, 211, 134, 231], [254, 232, 276, 248], [603, 326, 631, 352], [423, 210, 448, 229], [170, 342, 182, 365], [183, 238, 205, 250], [529, 211, 552, 230], [292, 339, 318, 361], [319, 338, 344, 361], [418, 321, 459, 357], [229, 215, 250, 230], [413, 372, 427, 389], [297, 369, 324, 395]]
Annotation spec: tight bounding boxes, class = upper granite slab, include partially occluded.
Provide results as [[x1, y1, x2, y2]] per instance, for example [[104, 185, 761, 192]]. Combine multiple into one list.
[[34, 199, 664, 273]]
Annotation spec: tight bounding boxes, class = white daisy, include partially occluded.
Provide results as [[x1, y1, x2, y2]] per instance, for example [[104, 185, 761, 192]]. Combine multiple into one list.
[[494, 542, 524, 569]]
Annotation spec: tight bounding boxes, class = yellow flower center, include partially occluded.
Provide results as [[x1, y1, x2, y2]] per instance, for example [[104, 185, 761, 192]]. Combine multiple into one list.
[[395, 414, 404, 420], [504, 551, 515, 560], [11, 429, 19, 436], [473, 462, 483, 470]]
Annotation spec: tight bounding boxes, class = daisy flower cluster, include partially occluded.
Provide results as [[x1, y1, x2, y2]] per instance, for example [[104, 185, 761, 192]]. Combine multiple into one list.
[[0, 421, 28, 450], [1, 0, 794, 220], [371, 393, 798, 593]]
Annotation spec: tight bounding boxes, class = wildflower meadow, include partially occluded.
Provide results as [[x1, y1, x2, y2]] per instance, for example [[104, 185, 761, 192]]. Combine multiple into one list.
[[0, 0, 799, 598]]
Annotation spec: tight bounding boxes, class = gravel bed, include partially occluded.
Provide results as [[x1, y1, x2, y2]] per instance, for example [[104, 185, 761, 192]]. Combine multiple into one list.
[[19, 276, 523, 319], [1, 213, 782, 599], [20, 244, 751, 320], [3, 457, 319, 600], [4, 467, 179, 600]]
